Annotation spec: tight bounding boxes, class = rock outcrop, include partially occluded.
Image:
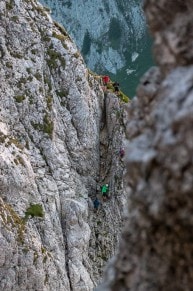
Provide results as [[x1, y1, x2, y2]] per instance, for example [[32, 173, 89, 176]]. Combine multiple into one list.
[[0, 0, 126, 290], [96, 0, 193, 290]]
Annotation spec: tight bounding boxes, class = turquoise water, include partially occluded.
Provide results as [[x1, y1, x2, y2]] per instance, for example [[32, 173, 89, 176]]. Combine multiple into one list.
[[40, 0, 154, 98], [91, 1, 155, 98], [109, 33, 155, 98], [89, 0, 155, 98]]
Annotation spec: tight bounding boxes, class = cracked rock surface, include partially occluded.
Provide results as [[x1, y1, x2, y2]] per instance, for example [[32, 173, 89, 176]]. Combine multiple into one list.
[[0, 0, 126, 290]]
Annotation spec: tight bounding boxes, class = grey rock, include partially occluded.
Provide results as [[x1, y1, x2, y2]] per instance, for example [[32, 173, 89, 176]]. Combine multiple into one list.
[[0, 0, 126, 290]]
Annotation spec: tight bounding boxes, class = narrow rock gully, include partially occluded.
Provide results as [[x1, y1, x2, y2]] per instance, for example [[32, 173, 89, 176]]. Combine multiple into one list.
[[88, 92, 127, 284]]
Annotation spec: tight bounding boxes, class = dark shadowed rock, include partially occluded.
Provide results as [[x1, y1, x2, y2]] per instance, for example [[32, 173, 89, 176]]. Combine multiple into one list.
[[144, 0, 193, 73], [96, 0, 193, 290]]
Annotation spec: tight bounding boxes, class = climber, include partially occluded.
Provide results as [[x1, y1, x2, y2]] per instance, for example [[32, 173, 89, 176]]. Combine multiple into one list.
[[102, 75, 110, 91], [120, 148, 125, 159], [113, 81, 120, 95], [101, 184, 109, 201], [93, 197, 100, 212]]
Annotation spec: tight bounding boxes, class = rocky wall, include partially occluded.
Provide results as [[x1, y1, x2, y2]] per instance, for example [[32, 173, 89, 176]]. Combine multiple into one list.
[[96, 0, 193, 290], [0, 0, 126, 290]]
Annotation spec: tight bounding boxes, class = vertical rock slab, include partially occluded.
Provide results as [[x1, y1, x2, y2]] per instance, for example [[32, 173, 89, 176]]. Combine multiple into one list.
[[0, 0, 126, 290], [96, 0, 193, 290]]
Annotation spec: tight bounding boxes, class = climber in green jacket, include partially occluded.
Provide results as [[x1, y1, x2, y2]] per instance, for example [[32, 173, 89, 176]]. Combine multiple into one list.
[[101, 184, 109, 201]]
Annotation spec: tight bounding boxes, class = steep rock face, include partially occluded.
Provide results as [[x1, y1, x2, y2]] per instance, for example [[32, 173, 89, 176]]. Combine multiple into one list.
[[96, 0, 193, 290], [0, 0, 126, 290]]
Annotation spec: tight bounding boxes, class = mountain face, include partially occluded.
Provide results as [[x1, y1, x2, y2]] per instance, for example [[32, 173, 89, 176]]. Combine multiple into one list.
[[39, 0, 154, 97], [0, 0, 126, 290], [3, 0, 193, 290], [97, 0, 193, 290]]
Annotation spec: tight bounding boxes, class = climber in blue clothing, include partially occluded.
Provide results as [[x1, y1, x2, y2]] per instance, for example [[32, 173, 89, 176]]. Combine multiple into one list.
[[93, 197, 100, 212]]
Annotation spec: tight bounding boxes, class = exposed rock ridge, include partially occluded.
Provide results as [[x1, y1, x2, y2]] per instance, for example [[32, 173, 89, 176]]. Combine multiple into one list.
[[0, 0, 126, 290], [96, 0, 193, 290]]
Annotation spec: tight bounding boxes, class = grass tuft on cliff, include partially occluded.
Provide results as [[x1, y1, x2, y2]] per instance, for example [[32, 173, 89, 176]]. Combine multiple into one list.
[[107, 82, 130, 103], [24, 204, 44, 220]]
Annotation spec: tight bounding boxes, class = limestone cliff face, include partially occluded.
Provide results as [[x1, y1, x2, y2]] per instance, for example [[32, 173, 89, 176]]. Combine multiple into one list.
[[96, 0, 193, 290], [0, 1, 126, 290]]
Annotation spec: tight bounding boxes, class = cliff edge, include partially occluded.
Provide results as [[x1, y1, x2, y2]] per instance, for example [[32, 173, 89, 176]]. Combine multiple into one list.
[[0, 0, 126, 290]]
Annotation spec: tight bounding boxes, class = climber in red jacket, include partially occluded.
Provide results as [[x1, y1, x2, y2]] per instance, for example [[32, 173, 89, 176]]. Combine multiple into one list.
[[102, 75, 110, 91]]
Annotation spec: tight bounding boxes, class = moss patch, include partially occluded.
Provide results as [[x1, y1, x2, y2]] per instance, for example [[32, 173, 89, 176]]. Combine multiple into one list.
[[6, 62, 13, 68], [106, 82, 130, 103], [31, 49, 38, 55], [31, 121, 41, 131], [54, 21, 68, 36], [73, 52, 80, 59], [0, 200, 26, 244], [34, 72, 42, 81], [0, 132, 7, 143], [32, 114, 54, 138], [11, 15, 19, 22], [10, 51, 23, 59], [14, 95, 26, 103], [46, 95, 52, 111], [24, 204, 44, 220], [47, 48, 66, 69], [118, 91, 130, 103], [6, 1, 14, 10], [43, 113, 53, 137], [56, 89, 69, 98], [52, 31, 68, 42], [6, 137, 24, 150], [42, 34, 51, 42]]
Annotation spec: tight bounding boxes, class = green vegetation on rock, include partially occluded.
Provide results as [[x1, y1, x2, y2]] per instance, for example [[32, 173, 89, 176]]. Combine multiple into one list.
[[43, 113, 54, 136], [0, 200, 26, 244], [14, 95, 26, 103], [47, 48, 66, 69], [24, 204, 44, 220], [107, 81, 130, 103]]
